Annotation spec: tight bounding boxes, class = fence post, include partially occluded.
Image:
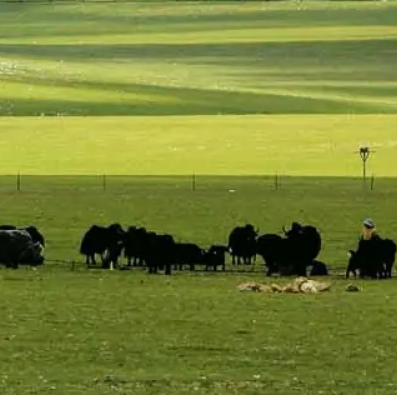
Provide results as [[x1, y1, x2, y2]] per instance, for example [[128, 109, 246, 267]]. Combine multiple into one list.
[[102, 174, 106, 191], [16, 173, 21, 191], [370, 174, 375, 191], [192, 173, 196, 191], [274, 173, 278, 190]]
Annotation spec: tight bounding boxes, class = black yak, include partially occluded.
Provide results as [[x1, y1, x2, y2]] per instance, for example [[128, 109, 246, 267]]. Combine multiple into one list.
[[0, 229, 44, 268], [228, 224, 258, 265], [80, 223, 125, 269]]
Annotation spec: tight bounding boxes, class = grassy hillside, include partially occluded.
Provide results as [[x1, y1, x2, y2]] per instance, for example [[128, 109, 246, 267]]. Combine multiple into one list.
[[0, 1, 396, 116]]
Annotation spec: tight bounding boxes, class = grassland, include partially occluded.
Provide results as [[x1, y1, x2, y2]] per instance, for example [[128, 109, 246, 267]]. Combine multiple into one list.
[[1, 1, 397, 116], [2, 115, 397, 175], [1, 1, 397, 394], [1, 174, 397, 395], [1, 175, 397, 267], [3, 269, 397, 395]]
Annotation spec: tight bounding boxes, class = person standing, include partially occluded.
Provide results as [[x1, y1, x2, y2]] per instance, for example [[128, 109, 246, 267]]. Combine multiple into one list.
[[361, 218, 378, 241]]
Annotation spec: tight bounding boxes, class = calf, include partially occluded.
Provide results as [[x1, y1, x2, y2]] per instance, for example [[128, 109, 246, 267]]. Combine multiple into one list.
[[173, 242, 206, 271], [310, 260, 328, 276], [382, 239, 397, 278], [205, 245, 228, 271]]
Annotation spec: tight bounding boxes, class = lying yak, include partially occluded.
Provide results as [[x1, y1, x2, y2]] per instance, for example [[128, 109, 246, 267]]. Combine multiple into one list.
[[0, 225, 45, 247], [0, 229, 44, 268]]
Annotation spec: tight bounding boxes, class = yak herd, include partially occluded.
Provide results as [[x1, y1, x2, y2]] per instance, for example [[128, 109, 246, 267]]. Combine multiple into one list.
[[0, 221, 396, 280]]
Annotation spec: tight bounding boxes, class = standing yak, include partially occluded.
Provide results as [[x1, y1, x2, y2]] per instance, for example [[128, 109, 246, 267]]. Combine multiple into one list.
[[256, 222, 322, 277], [80, 223, 125, 269], [143, 232, 175, 275], [205, 245, 228, 271], [346, 238, 397, 279], [228, 224, 258, 266], [284, 223, 322, 276], [123, 227, 176, 274], [255, 233, 286, 276], [123, 226, 149, 267]]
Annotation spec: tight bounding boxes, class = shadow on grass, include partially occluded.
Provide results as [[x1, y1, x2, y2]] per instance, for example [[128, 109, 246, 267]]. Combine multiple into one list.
[[1, 39, 396, 63], [1, 2, 396, 39], [0, 39, 396, 114], [0, 86, 384, 115]]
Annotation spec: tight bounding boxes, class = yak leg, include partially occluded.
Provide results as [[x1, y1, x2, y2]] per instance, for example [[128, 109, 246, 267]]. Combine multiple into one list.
[[251, 255, 255, 271], [147, 261, 155, 274], [345, 269, 351, 279], [387, 264, 392, 278], [263, 258, 272, 276], [345, 264, 355, 279]]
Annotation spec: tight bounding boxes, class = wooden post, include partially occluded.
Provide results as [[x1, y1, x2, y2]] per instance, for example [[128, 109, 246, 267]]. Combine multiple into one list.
[[192, 173, 196, 191], [274, 173, 278, 190], [370, 174, 375, 191], [102, 174, 106, 191], [16, 173, 21, 191]]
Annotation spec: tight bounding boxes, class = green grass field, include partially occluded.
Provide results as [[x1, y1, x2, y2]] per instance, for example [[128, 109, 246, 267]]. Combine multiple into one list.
[[2, 1, 397, 394], [1, 1, 397, 116]]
